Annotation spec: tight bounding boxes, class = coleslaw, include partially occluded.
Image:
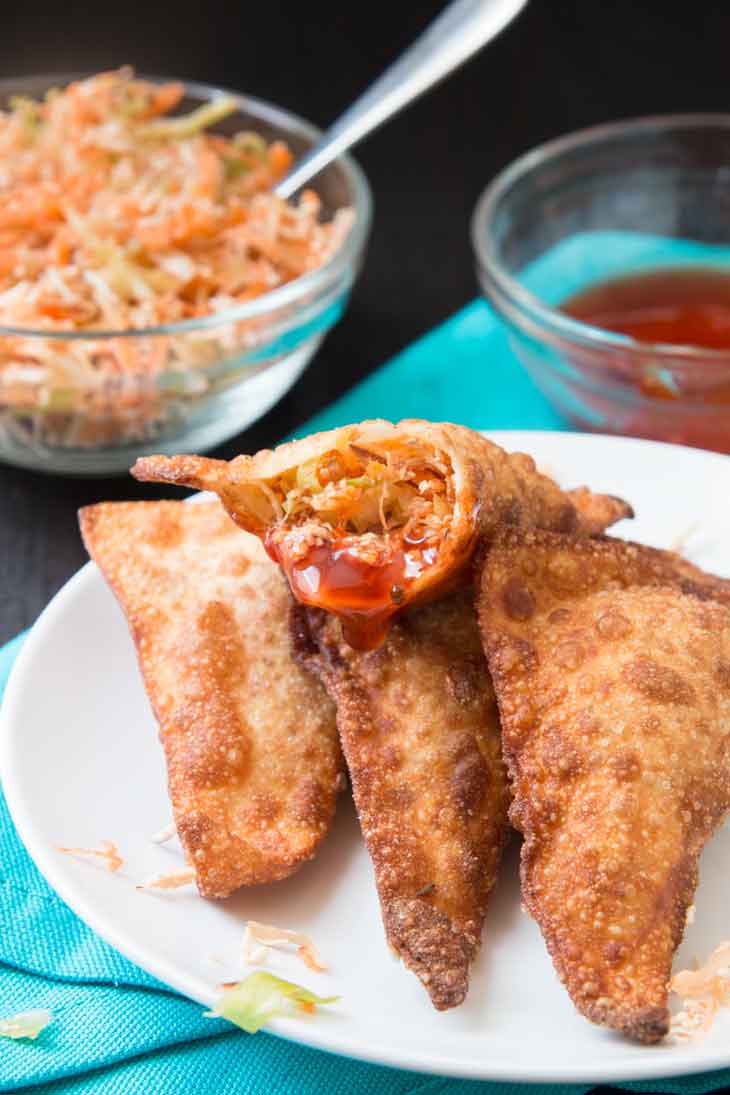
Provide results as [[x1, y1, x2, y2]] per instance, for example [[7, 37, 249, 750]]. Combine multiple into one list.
[[0, 68, 353, 449]]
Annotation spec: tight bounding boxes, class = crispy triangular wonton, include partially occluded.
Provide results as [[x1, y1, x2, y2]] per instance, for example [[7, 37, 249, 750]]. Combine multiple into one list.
[[478, 530, 730, 1042], [293, 591, 509, 1009], [80, 500, 343, 898]]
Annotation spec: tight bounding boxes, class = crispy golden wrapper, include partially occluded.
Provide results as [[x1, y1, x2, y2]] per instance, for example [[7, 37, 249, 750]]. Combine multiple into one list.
[[79, 500, 343, 899], [132, 420, 632, 649], [478, 529, 730, 1042], [292, 591, 510, 1010]]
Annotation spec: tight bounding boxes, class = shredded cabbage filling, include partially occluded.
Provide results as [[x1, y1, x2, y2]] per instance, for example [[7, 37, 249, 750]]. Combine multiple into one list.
[[261, 439, 454, 575]]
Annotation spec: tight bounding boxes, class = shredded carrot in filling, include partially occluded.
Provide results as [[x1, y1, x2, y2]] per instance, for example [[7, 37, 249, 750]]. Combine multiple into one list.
[[265, 439, 454, 573], [57, 839, 123, 873], [0, 67, 353, 442]]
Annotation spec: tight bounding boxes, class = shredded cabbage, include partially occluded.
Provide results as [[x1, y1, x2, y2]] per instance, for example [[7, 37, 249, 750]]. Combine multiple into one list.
[[204, 972, 338, 1034], [670, 940, 730, 1040], [0, 1009, 53, 1041], [296, 459, 323, 494], [137, 96, 237, 141]]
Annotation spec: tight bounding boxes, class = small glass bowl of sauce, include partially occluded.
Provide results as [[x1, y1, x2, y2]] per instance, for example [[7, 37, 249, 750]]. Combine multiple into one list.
[[472, 116, 730, 453]]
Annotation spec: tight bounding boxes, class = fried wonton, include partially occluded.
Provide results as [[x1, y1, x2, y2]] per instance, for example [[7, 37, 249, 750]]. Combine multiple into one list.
[[478, 529, 730, 1042], [79, 500, 343, 899], [132, 420, 632, 649], [292, 591, 510, 1010]]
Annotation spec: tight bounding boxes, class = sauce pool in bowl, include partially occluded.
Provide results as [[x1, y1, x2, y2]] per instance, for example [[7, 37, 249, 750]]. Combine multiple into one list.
[[559, 266, 730, 421], [562, 267, 730, 353]]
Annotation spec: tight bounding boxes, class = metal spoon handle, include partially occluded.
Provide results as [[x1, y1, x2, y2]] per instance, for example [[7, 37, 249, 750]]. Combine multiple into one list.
[[274, 0, 528, 199]]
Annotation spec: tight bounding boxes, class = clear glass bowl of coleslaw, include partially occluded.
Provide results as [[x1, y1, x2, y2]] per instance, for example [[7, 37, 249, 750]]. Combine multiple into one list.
[[0, 72, 372, 475]]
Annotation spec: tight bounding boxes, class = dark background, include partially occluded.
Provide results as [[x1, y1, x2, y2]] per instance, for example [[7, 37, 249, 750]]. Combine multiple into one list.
[[2, 0, 730, 633]]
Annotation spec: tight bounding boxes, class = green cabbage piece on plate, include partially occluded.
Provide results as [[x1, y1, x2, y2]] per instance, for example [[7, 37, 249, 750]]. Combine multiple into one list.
[[205, 972, 339, 1034]]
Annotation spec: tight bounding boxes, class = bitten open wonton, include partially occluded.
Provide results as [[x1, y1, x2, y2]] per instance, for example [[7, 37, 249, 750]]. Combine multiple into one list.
[[133, 420, 632, 648]]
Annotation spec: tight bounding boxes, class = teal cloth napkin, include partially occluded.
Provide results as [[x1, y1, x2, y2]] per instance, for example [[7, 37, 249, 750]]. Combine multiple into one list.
[[300, 229, 730, 437], [4, 230, 730, 1093], [300, 296, 564, 437]]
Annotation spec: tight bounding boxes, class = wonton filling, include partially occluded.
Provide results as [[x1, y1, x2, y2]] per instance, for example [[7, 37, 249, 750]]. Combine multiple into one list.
[[254, 438, 454, 647]]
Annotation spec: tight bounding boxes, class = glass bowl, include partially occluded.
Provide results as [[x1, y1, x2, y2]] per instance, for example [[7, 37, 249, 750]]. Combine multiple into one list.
[[472, 115, 730, 453], [0, 74, 372, 475]]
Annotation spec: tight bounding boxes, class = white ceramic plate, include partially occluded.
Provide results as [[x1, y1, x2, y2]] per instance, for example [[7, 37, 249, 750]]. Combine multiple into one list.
[[3, 431, 730, 1085]]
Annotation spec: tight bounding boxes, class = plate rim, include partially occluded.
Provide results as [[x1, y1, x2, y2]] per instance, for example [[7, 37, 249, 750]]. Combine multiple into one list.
[[3, 429, 730, 1085]]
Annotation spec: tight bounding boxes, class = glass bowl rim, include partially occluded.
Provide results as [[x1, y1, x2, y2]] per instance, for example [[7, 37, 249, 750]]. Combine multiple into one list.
[[471, 111, 730, 367], [0, 71, 373, 340]]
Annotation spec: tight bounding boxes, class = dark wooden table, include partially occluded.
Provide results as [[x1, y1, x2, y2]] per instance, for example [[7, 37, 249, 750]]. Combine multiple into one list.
[[3, 4, 730, 1090]]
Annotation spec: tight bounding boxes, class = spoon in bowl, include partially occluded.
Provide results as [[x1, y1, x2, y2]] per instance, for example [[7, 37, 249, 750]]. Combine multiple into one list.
[[274, 0, 529, 200]]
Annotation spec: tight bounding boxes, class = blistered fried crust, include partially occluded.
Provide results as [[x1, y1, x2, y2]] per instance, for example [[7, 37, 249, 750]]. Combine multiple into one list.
[[79, 500, 343, 899], [477, 530, 730, 614], [292, 591, 510, 1009], [478, 529, 730, 1042], [132, 420, 632, 619]]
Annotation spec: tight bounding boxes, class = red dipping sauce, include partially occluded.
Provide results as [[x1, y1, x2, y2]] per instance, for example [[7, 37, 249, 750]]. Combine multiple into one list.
[[264, 532, 410, 650], [562, 267, 730, 352], [558, 267, 730, 452]]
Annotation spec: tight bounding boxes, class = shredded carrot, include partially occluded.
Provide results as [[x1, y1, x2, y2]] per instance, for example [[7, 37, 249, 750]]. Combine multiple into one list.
[[298, 946, 328, 974], [243, 921, 328, 973], [141, 81, 185, 121], [136, 868, 197, 891], [57, 840, 123, 873]]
